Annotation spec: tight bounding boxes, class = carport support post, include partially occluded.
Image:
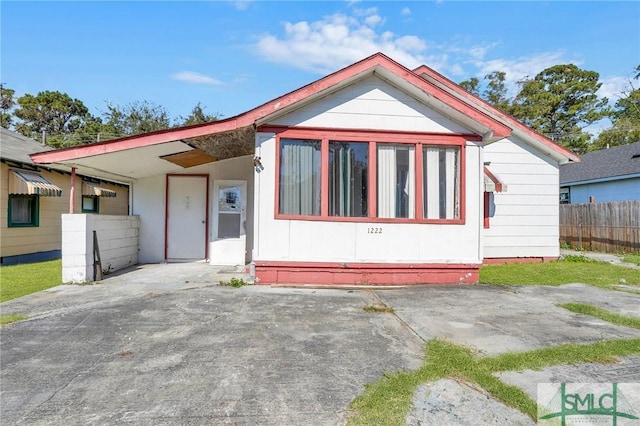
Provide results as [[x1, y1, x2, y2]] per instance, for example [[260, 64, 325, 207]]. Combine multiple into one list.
[[69, 167, 76, 214]]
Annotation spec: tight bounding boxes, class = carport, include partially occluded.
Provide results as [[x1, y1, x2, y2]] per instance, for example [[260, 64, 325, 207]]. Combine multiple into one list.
[[31, 122, 256, 283]]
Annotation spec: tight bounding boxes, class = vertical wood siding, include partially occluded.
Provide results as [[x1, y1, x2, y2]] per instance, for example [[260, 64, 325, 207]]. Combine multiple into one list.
[[560, 201, 640, 253]]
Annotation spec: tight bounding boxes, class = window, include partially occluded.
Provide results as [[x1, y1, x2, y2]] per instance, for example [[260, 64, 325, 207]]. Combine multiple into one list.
[[275, 130, 467, 223], [8, 195, 39, 227], [422, 146, 460, 219], [82, 195, 99, 213], [378, 144, 415, 218], [329, 142, 368, 217], [279, 139, 321, 216]]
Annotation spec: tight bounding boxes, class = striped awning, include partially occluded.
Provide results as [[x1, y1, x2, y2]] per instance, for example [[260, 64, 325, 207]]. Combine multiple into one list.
[[484, 167, 507, 193], [82, 182, 117, 198], [9, 170, 63, 197]]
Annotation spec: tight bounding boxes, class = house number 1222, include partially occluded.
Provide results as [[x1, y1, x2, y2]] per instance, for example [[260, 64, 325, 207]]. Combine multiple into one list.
[[367, 227, 382, 234]]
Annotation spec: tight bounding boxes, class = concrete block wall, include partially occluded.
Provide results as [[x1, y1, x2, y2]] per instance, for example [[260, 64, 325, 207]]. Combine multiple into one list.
[[62, 214, 139, 283]]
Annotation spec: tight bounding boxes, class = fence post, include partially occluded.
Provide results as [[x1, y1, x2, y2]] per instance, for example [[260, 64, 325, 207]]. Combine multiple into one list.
[[578, 223, 582, 250]]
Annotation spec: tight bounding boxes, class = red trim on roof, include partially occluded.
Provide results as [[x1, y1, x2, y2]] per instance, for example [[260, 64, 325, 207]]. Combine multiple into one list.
[[412, 65, 580, 162], [32, 53, 511, 165]]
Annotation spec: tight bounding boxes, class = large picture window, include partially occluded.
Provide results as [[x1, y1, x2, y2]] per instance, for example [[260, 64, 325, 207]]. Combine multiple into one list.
[[275, 130, 467, 223], [8, 195, 39, 227], [279, 139, 321, 216]]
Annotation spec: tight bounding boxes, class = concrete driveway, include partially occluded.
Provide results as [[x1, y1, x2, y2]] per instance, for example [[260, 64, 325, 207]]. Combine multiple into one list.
[[2, 263, 640, 425]]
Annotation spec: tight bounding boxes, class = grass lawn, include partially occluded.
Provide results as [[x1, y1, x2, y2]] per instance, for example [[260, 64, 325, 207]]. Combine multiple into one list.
[[0, 259, 62, 303], [0, 314, 29, 326], [480, 255, 640, 289], [348, 305, 640, 425], [623, 254, 640, 266]]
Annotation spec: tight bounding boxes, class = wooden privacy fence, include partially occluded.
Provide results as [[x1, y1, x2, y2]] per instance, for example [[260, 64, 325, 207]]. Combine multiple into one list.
[[560, 201, 640, 253]]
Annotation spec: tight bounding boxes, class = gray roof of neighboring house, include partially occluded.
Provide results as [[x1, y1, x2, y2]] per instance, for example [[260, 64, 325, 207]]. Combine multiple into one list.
[[560, 142, 640, 185], [0, 128, 52, 165]]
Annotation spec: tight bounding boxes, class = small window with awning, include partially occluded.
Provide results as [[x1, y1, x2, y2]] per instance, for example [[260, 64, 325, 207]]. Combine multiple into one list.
[[82, 182, 117, 198], [9, 170, 63, 197]]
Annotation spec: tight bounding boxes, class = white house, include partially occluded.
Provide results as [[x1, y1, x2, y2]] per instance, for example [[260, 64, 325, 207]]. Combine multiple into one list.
[[31, 53, 578, 285]]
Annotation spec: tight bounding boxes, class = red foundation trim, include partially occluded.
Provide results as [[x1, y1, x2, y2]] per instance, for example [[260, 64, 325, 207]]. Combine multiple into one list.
[[254, 261, 480, 285], [483, 257, 558, 265]]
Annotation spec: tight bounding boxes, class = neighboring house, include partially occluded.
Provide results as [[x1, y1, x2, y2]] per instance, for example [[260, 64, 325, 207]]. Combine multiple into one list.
[[1, 128, 129, 265], [560, 142, 640, 204], [31, 53, 578, 284]]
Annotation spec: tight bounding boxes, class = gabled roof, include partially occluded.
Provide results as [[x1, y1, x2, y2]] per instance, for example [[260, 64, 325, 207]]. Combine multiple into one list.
[[412, 65, 580, 164], [560, 142, 640, 185], [0, 128, 52, 165], [31, 53, 513, 180]]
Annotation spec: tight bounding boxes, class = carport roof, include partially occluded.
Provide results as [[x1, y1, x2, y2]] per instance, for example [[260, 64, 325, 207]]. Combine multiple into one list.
[[31, 52, 515, 181]]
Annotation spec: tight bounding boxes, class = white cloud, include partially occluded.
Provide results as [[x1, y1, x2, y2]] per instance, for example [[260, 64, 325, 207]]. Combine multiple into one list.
[[471, 51, 577, 97], [401, 7, 412, 17], [172, 71, 223, 85], [255, 11, 429, 73], [598, 75, 629, 104], [231, 1, 250, 11]]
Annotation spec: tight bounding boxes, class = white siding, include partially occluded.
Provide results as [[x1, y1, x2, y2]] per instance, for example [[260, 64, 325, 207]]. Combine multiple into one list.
[[253, 134, 483, 264], [483, 137, 560, 258], [133, 156, 254, 264], [271, 75, 470, 134]]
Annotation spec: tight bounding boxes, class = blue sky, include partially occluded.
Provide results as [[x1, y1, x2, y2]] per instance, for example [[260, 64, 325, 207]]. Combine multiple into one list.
[[2, 1, 639, 124]]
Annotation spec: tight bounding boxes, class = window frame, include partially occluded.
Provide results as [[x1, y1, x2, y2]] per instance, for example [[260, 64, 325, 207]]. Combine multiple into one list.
[[272, 127, 473, 224], [81, 195, 100, 213], [8, 194, 40, 228]]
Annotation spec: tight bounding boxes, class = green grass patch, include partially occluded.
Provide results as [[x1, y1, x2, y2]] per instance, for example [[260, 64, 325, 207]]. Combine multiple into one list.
[[219, 277, 249, 288], [348, 305, 640, 425], [363, 304, 395, 314], [0, 260, 62, 302], [348, 338, 640, 425], [622, 254, 640, 266], [559, 302, 640, 330], [0, 313, 29, 326], [479, 256, 640, 289]]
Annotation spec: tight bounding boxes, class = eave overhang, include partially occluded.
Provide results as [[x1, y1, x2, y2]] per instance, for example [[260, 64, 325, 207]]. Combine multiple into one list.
[[31, 53, 516, 180]]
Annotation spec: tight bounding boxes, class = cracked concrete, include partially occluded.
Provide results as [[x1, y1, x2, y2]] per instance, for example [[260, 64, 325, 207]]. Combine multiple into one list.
[[2, 262, 639, 425]]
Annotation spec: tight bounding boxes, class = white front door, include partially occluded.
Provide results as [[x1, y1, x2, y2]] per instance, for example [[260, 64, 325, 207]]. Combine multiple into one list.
[[166, 175, 208, 260], [210, 180, 247, 265]]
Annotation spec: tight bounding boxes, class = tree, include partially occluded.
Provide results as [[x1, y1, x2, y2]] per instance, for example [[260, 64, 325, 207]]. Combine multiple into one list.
[[483, 71, 511, 113], [13, 90, 91, 147], [1, 85, 15, 129], [511, 64, 609, 154], [459, 77, 480, 96], [102, 100, 171, 136], [458, 73, 512, 113], [592, 66, 640, 150], [180, 102, 220, 126]]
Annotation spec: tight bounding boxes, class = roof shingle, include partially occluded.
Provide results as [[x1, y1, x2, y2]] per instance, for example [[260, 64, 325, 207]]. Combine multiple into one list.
[[560, 142, 640, 184]]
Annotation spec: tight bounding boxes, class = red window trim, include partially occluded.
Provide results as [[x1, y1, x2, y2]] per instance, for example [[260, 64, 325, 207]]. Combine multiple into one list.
[[273, 128, 467, 225]]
